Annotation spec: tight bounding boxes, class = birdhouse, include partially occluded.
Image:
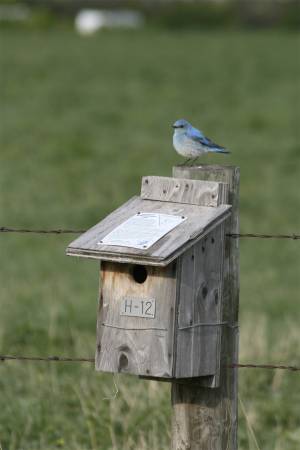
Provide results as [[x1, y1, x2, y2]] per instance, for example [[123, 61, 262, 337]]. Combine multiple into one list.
[[67, 176, 231, 383]]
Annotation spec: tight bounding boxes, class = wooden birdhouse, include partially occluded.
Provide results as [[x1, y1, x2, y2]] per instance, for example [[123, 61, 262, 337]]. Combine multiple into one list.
[[67, 175, 231, 384]]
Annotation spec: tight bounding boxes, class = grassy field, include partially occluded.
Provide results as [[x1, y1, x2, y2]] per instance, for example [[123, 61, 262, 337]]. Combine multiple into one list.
[[0, 27, 300, 450]]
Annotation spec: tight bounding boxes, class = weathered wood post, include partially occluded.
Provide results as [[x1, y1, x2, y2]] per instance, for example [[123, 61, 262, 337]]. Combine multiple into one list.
[[171, 164, 240, 450], [66, 167, 238, 448]]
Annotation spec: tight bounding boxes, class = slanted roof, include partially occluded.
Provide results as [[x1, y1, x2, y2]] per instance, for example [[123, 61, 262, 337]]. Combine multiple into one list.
[[66, 176, 231, 267]]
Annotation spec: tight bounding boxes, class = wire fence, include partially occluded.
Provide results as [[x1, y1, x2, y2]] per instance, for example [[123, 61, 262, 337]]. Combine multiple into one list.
[[0, 227, 86, 235], [0, 224, 299, 374], [1, 226, 300, 240], [0, 354, 299, 371]]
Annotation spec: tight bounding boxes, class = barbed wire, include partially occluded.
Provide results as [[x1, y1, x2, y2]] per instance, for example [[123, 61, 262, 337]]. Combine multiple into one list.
[[0, 354, 94, 363], [229, 363, 300, 372], [228, 233, 300, 240], [1, 227, 299, 370], [0, 227, 86, 235], [1, 227, 300, 240], [0, 354, 299, 371]]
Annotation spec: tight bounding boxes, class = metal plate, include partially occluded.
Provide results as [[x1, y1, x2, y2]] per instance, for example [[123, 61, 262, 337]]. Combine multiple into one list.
[[100, 213, 186, 250]]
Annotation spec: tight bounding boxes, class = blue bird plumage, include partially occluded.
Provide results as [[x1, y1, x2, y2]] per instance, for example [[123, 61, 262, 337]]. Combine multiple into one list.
[[172, 119, 230, 164]]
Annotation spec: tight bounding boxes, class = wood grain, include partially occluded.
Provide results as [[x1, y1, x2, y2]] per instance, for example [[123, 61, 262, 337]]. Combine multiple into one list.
[[96, 224, 227, 380], [141, 176, 225, 207], [171, 164, 240, 450], [96, 261, 177, 378], [174, 225, 225, 379]]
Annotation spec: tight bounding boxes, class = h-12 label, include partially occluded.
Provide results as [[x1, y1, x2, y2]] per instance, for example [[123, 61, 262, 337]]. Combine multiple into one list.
[[120, 298, 156, 319]]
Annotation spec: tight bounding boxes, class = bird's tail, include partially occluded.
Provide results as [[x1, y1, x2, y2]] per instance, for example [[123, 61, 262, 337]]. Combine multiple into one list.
[[212, 148, 230, 154]]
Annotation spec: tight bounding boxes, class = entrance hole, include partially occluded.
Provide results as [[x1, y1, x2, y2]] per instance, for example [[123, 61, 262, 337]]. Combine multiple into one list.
[[131, 265, 148, 284]]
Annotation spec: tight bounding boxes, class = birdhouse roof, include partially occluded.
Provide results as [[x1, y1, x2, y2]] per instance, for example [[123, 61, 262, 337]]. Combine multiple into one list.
[[66, 176, 231, 267]]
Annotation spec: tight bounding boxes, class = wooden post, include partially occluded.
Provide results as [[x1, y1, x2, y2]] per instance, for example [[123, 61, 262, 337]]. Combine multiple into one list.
[[171, 165, 240, 450]]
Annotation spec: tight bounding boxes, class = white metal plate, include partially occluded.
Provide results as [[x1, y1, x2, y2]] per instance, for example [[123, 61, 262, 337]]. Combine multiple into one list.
[[99, 212, 187, 250], [120, 298, 156, 319]]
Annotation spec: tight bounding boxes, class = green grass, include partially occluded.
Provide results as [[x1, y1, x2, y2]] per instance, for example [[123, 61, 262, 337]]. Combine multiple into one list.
[[0, 27, 300, 450]]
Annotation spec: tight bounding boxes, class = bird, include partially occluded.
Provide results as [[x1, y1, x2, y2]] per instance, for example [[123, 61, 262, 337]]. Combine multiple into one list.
[[172, 119, 230, 165]]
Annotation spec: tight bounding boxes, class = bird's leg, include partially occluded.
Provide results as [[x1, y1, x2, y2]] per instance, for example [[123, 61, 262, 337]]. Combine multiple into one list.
[[189, 158, 198, 166], [179, 158, 191, 166]]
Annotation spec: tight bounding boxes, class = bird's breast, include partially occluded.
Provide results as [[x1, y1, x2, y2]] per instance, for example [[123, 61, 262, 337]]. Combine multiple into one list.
[[173, 133, 205, 157]]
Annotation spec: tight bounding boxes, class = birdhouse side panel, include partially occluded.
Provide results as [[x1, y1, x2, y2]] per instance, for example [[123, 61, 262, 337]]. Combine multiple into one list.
[[96, 261, 177, 378], [175, 225, 225, 380]]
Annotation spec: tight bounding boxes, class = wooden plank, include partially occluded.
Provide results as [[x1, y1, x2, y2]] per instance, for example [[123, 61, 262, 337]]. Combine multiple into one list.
[[95, 261, 177, 378], [67, 196, 231, 266], [171, 164, 239, 450], [174, 225, 225, 378], [141, 176, 225, 207]]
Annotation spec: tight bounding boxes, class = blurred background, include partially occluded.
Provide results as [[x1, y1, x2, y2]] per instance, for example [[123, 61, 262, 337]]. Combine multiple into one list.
[[0, 1, 300, 449]]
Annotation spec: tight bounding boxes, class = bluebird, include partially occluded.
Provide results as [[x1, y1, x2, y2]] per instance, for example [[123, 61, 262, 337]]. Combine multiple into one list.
[[172, 119, 230, 165]]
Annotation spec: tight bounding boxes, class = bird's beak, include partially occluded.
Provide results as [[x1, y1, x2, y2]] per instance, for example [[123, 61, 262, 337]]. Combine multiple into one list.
[[172, 125, 177, 129]]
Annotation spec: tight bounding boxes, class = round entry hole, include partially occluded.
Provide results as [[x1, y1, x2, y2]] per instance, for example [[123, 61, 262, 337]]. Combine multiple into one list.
[[131, 265, 148, 284]]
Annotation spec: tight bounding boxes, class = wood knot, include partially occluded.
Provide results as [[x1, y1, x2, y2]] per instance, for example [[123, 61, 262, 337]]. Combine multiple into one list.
[[197, 283, 208, 302], [202, 285, 208, 299], [119, 353, 129, 370], [214, 290, 219, 305]]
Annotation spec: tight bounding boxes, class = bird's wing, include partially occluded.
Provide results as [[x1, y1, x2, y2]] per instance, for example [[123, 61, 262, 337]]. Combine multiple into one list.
[[191, 132, 225, 150], [189, 126, 204, 139]]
